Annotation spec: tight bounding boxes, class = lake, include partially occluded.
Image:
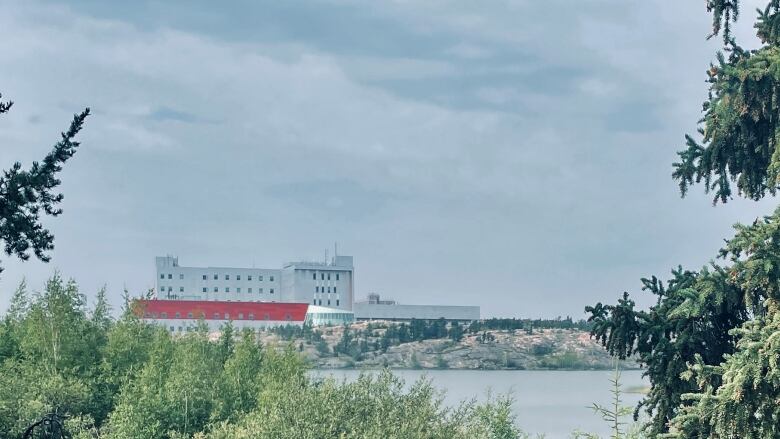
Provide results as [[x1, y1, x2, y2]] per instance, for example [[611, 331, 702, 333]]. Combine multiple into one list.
[[314, 369, 647, 438]]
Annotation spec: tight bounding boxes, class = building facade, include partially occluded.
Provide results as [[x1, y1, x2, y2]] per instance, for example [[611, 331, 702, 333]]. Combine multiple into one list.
[[136, 299, 308, 332], [152, 255, 479, 329], [155, 255, 354, 311], [353, 294, 479, 323]]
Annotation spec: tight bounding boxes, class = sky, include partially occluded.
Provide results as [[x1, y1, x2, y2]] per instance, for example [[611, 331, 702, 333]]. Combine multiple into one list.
[[0, 0, 776, 318]]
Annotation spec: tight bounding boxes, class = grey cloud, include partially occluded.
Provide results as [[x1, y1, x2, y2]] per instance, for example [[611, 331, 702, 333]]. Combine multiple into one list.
[[0, 0, 774, 319], [147, 106, 202, 124]]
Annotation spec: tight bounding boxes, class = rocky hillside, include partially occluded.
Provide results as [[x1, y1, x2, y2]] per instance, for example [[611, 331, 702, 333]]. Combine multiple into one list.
[[256, 321, 636, 370]]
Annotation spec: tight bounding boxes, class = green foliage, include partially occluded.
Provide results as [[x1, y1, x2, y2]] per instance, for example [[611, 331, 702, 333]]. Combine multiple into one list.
[[586, 262, 746, 434], [589, 365, 633, 439], [0, 275, 530, 438], [590, 3, 780, 426], [665, 313, 780, 438], [448, 321, 465, 342], [0, 97, 90, 273], [206, 371, 527, 439], [588, 204, 780, 437], [673, 1, 780, 203], [468, 317, 590, 333]]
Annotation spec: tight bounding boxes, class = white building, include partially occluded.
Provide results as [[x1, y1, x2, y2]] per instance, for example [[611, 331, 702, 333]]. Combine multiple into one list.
[[155, 255, 355, 311], [353, 294, 479, 323]]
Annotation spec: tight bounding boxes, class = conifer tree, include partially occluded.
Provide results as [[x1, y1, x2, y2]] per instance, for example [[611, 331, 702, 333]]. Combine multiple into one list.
[[588, 2, 780, 436], [0, 92, 89, 274]]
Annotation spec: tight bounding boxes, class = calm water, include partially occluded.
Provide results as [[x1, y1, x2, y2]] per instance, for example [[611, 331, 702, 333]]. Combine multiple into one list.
[[314, 369, 646, 439]]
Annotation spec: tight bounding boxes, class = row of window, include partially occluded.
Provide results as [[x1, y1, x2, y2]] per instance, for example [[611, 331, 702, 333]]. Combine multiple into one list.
[[169, 324, 294, 333], [160, 286, 274, 294], [148, 311, 292, 321], [313, 272, 340, 281], [315, 286, 337, 294], [313, 299, 340, 307], [159, 273, 275, 282]]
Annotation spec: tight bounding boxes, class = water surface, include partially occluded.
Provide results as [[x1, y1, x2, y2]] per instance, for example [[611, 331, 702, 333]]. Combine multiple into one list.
[[315, 369, 646, 438]]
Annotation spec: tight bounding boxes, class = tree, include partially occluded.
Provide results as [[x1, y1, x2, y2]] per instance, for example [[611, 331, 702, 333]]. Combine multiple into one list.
[[588, 2, 780, 436], [673, 1, 780, 203], [448, 321, 464, 342], [0, 92, 89, 273]]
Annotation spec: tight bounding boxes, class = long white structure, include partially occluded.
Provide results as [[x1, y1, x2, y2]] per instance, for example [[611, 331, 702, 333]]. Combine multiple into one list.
[[155, 255, 354, 311], [353, 294, 479, 322]]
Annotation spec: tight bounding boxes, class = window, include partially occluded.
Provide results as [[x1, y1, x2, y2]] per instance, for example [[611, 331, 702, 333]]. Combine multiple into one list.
[[187, 312, 193, 319], [213, 312, 220, 319], [315, 286, 319, 293], [318, 299, 322, 306], [225, 274, 230, 280], [248, 288, 253, 293], [179, 287, 184, 292], [327, 273, 331, 281], [313, 272, 317, 280], [160, 274, 165, 279], [270, 288, 274, 294], [213, 287, 218, 293], [313, 299, 317, 304], [270, 276, 274, 282], [161, 312, 168, 318], [327, 287, 330, 293], [237, 287, 241, 293], [214, 274, 218, 280], [224, 313, 230, 319], [202, 287, 207, 293], [336, 273, 340, 281], [327, 300, 331, 306], [178, 326, 182, 332], [259, 275, 263, 281], [225, 287, 230, 293], [248, 275, 252, 281], [263, 313, 270, 320], [168, 286, 172, 292], [248, 313, 255, 320], [175, 312, 181, 318], [259, 288, 263, 294], [336, 299, 340, 306], [321, 273, 324, 280], [179, 274, 184, 280], [237, 274, 241, 280], [168, 274, 172, 279], [238, 313, 244, 320], [334, 287, 337, 294], [170, 326, 174, 332], [202, 274, 207, 280], [285, 313, 292, 321]]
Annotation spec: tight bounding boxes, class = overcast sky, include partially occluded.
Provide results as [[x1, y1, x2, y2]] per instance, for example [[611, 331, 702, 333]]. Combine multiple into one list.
[[0, 0, 775, 318]]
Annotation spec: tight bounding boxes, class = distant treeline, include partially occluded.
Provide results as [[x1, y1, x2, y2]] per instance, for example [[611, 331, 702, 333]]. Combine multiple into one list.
[[266, 316, 590, 362], [467, 317, 591, 332]]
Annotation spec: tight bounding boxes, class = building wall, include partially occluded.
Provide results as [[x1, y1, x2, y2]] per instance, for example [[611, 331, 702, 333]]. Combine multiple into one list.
[[353, 303, 480, 322], [155, 256, 283, 302], [136, 299, 307, 332], [282, 256, 354, 311], [155, 255, 355, 311], [144, 318, 303, 332]]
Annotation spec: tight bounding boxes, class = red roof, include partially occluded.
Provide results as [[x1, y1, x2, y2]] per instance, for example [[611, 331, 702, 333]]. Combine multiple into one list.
[[135, 299, 308, 321]]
